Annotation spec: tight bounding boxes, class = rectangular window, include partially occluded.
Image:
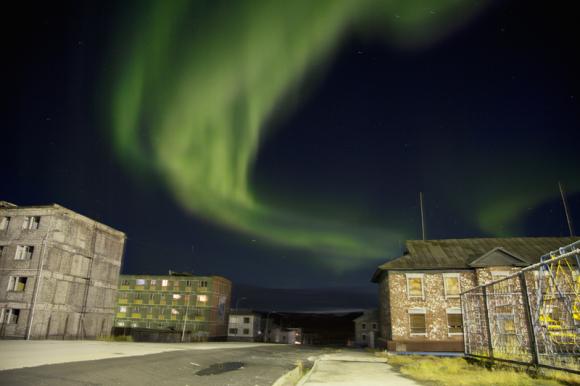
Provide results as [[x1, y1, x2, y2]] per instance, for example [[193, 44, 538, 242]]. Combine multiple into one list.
[[134, 293, 142, 299], [197, 294, 208, 302], [150, 279, 157, 286], [0, 217, 10, 230], [161, 280, 169, 287], [409, 308, 427, 335], [149, 293, 155, 300], [121, 279, 130, 286], [14, 245, 34, 260], [133, 307, 140, 313], [136, 279, 146, 285], [2, 309, 20, 324], [119, 306, 127, 313], [447, 308, 463, 335], [361, 323, 367, 330], [171, 308, 179, 315], [372, 323, 377, 330], [22, 216, 40, 230], [7, 276, 28, 292], [0, 246, 4, 257], [199, 280, 208, 288], [243, 328, 250, 335], [406, 274, 424, 298], [119, 292, 128, 299], [186, 280, 192, 287], [229, 328, 238, 334], [173, 294, 182, 300], [243, 317, 250, 324], [443, 274, 460, 298]]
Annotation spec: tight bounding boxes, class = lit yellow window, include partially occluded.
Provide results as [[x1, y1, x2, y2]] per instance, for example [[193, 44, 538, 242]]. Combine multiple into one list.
[[406, 275, 424, 298], [444, 275, 460, 297]]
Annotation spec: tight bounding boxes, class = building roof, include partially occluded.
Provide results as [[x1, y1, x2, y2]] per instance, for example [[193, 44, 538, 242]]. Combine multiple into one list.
[[353, 309, 378, 323], [371, 237, 580, 282]]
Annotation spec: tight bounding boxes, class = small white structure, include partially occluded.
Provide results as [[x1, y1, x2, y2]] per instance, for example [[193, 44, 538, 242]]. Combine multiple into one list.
[[354, 309, 379, 347], [269, 326, 303, 344], [228, 310, 262, 341]]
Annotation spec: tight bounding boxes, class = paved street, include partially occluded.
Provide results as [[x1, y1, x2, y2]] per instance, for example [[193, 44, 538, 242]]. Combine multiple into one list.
[[0, 343, 325, 386]]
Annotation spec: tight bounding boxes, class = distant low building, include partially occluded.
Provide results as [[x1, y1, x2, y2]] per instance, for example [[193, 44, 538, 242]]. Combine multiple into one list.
[[353, 309, 379, 347], [114, 273, 231, 341], [0, 201, 126, 339], [227, 309, 262, 341], [372, 237, 579, 352]]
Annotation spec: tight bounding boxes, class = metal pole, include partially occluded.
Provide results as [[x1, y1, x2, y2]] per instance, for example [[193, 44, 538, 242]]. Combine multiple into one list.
[[482, 287, 494, 359], [419, 192, 426, 241], [181, 294, 191, 342], [559, 181, 575, 236], [519, 272, 539, 366]]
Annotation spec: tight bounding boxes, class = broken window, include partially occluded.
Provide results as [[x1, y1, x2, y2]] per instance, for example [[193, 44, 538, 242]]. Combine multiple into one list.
[[406, 274, 424, 298], [409, 308, 427, 335], [22, 216, 40, 230], [0, 217, 10, 230], [7, 276, 28, 292], [447, 308, 463, 334], [14, 245, 33, 260], [443, 274, 460, 298], [2, 309, 20, 324]]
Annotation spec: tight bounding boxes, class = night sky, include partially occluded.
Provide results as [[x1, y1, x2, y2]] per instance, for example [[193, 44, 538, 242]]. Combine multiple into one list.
[[3, 1, 579, 309]]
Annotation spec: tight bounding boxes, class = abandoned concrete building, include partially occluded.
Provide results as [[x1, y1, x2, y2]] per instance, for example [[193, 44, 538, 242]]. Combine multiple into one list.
[[228, 309, 262, 342], [371, 237, 579, 352], [114, 273, 231, 341], [353, 309, 379, 347], [0, 201, 126, 339]]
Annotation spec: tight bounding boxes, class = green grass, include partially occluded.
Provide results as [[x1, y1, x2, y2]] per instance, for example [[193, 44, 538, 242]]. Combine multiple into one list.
[[382, 355, 579, 386]]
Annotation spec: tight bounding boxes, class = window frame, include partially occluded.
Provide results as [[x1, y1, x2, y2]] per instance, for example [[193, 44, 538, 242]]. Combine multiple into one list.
[[405, 273, 425, 299], [0, 217, 10, 230], [443, 273, 461, 298], [446, 307, 463, 336], [408, 308, 427, 336]]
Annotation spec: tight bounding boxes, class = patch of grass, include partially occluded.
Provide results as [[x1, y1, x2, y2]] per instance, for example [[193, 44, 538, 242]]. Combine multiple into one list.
[[386, 355, 569, 386], [96, 335, 134, 342]]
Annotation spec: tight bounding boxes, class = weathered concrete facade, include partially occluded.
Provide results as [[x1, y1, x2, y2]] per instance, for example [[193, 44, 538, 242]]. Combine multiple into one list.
[[228, 310, 262, 342], [114, 274, 231, 341], [0, 201, 126, 339], [353, 309, 379, 347], [372, 237, 579, 352]]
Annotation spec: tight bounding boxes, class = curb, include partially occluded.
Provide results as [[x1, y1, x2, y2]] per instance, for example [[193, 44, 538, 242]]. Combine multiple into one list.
[[296, 358, 319, 386], [272, 363, 304, 386]]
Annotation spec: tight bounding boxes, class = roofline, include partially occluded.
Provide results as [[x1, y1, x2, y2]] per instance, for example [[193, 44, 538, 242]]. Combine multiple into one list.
[[0, 202, 125, 237]]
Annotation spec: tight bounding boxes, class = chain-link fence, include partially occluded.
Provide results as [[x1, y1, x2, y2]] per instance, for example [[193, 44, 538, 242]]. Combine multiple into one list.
[[461, 241, 580, 373]]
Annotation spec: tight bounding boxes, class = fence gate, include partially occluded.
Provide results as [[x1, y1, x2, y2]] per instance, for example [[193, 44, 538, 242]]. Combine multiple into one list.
[[461, 241, 580, 373]]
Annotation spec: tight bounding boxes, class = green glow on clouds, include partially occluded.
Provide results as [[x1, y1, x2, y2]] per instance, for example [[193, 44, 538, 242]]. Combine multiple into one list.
[[110, 0, 488, 269]]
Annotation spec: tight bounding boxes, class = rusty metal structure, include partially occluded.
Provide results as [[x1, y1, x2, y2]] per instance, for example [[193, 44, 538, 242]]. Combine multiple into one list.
[[461, 240, 580, 373]]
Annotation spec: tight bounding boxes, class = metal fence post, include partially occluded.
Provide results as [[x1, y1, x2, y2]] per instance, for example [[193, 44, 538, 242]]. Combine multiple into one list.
[[482, 286, 494, 359], [518, 272, 540, 367]]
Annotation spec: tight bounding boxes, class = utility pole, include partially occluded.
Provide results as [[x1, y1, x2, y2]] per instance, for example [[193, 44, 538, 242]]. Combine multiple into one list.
[[559, 181, 575, 236], [419, 192, 426, 241], [181, 294, 192, 342]]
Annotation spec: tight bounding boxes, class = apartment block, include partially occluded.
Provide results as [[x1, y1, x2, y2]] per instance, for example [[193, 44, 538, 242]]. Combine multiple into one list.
[[114, 273, 231, 340], [0, 201, 126, 339]]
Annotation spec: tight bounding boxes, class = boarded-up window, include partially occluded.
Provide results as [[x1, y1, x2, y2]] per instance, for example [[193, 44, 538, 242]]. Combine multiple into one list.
[[444, 274, 460, 297], [406, 274, 424, 298], [447, 313, 463, 334], [410, 314, 426, 334]]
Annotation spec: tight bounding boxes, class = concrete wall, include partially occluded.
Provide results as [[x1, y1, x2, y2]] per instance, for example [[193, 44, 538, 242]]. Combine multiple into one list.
[[0, 204, 125, 339]]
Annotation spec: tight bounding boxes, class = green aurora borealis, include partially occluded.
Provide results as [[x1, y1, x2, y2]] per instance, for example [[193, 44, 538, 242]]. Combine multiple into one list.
[[110, 0, 578, 270]]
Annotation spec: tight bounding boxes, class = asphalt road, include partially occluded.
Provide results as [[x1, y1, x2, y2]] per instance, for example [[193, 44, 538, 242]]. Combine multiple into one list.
[[0, 345, 326, 386]]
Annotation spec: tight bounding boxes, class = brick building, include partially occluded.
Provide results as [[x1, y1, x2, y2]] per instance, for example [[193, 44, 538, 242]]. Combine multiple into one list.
[[0, 201, 126, 339], [114, 273, 231, 341], [371, 237, 579, 352]]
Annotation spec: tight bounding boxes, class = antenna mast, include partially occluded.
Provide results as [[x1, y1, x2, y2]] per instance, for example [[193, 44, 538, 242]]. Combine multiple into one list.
[[559, 181, 575, 236], [420, 192, 426, 240]]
